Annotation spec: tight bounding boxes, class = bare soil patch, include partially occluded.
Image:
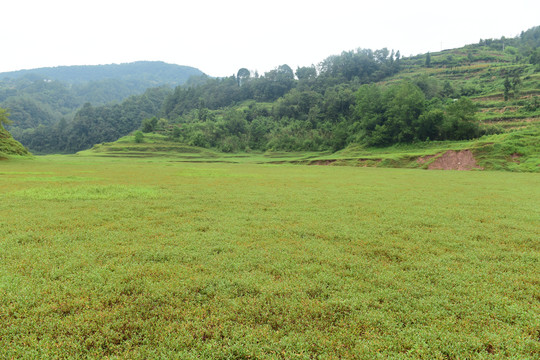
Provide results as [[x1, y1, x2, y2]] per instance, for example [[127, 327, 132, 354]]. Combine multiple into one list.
[[420, 150, 483, 170]]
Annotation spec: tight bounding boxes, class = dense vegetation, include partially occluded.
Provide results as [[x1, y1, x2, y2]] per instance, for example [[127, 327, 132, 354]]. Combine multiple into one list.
[[0, 108, 31, 158], [148, 26, 539, 153], [13, 87, 171, 153], [3, 27, 539, 157], [0, 62, 202, 153]]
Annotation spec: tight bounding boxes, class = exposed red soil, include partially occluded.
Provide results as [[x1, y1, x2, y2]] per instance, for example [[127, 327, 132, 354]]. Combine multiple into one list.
[[419, 150, 483, 170]]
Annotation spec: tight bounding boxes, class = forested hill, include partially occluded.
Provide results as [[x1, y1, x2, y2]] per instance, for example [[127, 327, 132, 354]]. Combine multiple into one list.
[[142, 26, 539, 153], [1, 62, 204, 152], [0, 61, 203, 85], [9, 26, 540, 154]]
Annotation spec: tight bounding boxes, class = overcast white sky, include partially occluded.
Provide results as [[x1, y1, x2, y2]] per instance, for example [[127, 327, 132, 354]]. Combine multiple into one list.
[[1, 0, 539, 77]]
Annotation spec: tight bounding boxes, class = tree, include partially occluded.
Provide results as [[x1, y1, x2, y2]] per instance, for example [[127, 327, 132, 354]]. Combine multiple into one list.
[[442, 97, 479, 140], [237, 68, 251, 86], [503, 76, 511, 101], [425, 52, 431, 67], [276, 64, 294, 80], [223, 109, 247, 136], [530, 48, 540, 68], [295, 65, 317, 80], [511, 72, 522, 98], [134, 130, 144, 143], [172, 125, 181, 139], [414, 108, 444, 141], [141, 116, 158, 132], [0, 107, 13, 128], [355, 84, 384, 132], [442, 80, 456, 98], [374, 48, 390, 63], [384, 81, 426, 143]]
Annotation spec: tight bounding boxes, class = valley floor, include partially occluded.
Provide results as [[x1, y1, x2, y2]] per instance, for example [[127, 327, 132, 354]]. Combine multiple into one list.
[[0, 156, 539, 358]]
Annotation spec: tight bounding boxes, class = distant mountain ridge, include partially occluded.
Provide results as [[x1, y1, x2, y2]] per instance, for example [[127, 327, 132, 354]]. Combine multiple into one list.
[[0, 61, 205, 85], [0, 61, 206, 141]]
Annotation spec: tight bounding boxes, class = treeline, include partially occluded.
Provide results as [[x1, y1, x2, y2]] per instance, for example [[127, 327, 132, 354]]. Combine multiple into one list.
[[0, 75, 167, 135], [149, 28, 540, 152], [13, 47, 404, 153], [402, 26, 540, 69], [13, 87, 170, 153], [17, 47, 482, 153], [163, 48, 401, 119], [478, 25, 540, 62], [0, 74, 179, 130], [155, 79, 480, 152], [148, 46, 484, 152], [353, 82, 478, 146]]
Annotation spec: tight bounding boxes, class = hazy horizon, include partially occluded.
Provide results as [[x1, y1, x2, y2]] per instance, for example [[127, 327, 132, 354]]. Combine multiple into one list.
[[2, 0, 539, 77]]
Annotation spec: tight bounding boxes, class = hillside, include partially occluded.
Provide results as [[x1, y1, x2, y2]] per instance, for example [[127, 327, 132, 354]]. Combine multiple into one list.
[[77, 27, 540, 171], [0, 125, 31, 159], [80, 122, 539, 172], [125, 27, 538, 154], [13, 86, 171, 154], [389, 42, 540, 129], [1, 62, 204, 152], [0, 61, 204, 85]]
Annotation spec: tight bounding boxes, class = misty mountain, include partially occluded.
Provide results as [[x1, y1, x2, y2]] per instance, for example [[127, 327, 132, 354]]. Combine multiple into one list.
[[0, 61, 204, 86], [0, 61, 205, 134]]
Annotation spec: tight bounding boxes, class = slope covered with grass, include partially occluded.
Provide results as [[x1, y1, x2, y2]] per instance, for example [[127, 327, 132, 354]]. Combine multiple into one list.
[[392, 48, 540, 130], [0, 126, 31, 159], [81, 123, 540, 172]]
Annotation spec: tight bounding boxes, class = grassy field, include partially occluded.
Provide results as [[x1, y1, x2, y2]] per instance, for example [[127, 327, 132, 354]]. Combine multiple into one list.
[[1, 156, 539, 359]]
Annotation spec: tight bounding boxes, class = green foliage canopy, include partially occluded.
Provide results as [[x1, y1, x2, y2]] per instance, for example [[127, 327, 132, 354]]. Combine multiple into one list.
[[0, 107, 13, 128], [355, 81, 479, 146]]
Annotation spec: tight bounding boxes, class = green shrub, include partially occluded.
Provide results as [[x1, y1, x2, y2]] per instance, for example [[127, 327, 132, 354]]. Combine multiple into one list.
[[134, 131, 144, 143]]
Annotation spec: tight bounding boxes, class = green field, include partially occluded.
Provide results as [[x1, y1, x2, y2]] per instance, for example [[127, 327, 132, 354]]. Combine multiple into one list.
[[1, 156, 539, 359]]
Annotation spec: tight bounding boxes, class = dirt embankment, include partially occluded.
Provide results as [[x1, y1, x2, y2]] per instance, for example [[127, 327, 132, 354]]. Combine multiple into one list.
[[309, 160, 336, 165], [418, 150, 483, 170]]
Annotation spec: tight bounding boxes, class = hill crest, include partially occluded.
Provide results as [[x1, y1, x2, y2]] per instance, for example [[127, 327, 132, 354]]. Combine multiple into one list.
[[0, 61, 205, 85]]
